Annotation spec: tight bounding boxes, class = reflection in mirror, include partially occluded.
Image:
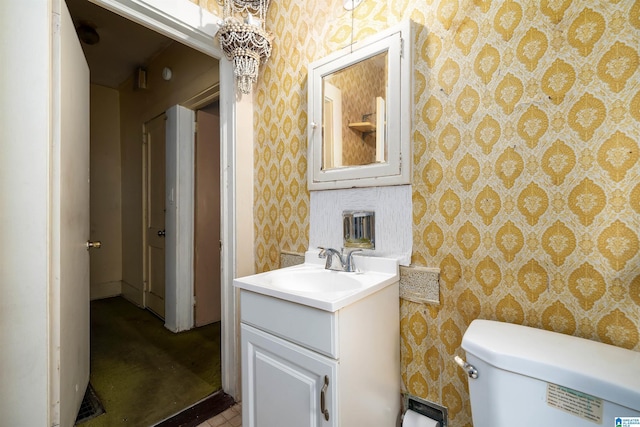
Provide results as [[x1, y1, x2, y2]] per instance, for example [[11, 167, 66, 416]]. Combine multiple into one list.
[[308, 20, 412, 190], [322, 51, 388, 170], [323, 82, 342, 169]]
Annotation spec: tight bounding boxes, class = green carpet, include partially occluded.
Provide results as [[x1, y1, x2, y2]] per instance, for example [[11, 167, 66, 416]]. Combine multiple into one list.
[[78, 297, 221, 427]]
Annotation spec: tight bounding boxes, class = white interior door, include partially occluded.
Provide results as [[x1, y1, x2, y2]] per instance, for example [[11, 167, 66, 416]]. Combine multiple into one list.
[[144, 113, 167, 318], [194, 105, 221, 326], [56, 2, 91, 425], [164, 105, 195, 332]]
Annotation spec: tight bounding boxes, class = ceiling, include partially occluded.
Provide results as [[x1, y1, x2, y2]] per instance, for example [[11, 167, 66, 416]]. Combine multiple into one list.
[[65, 0, 174, 88]]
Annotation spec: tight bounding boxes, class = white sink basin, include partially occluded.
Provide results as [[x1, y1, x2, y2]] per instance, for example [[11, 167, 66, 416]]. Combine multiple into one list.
[[233, 250, 399, 311], [265, 268, 363, 294]]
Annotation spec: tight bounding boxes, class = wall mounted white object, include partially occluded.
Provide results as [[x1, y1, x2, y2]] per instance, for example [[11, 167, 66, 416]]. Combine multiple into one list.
[[307, 20, 413, 190], [309, 185, 412, 265], [343, 0, 363, 10]]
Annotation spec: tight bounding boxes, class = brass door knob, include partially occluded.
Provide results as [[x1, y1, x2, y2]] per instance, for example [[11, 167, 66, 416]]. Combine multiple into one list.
[[86, 241, 102, 250]]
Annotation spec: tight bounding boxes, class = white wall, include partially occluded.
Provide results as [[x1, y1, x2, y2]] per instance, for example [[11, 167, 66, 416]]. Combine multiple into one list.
[[235, 95, 255, 278], [309, 185, 413, 265], [90, 84, 123, 299], [0, 0, 52, 425]]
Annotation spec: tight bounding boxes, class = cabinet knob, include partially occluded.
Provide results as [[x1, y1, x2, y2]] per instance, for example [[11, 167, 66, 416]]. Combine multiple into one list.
[[321, 375, 330, 421]]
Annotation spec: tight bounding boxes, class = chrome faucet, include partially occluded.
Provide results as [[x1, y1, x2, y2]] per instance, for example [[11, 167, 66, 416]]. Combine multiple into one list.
[[318, 247, 362, 272]]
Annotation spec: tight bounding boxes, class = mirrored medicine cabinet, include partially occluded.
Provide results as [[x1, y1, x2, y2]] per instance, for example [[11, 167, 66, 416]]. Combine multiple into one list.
[[307, 20, 413, 190]]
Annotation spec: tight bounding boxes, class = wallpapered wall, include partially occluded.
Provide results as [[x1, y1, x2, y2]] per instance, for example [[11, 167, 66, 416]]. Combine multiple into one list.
[[197, 0, 639, 424]]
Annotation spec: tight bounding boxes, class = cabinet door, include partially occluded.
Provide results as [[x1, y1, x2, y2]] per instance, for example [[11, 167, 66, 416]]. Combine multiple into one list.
[[242, 324, 337, 427]]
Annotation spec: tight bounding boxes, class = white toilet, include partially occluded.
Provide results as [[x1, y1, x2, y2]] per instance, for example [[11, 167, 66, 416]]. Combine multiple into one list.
[[459, 319, 640, 426]]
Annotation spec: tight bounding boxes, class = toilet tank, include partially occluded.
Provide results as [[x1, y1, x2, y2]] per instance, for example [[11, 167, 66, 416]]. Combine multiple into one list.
[[461, 320, 640, 427]]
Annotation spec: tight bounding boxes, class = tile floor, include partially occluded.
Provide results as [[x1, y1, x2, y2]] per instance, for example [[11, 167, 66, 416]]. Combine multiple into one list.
[[198, 403, 242, 427]]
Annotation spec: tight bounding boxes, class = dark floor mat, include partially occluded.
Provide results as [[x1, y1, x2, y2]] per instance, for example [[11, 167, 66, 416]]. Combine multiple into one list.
[[75, 383, 105, 425], [154, 391, 234, 427]]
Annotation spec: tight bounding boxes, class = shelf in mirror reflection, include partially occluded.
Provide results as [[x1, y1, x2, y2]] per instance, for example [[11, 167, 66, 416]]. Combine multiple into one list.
[[348, 121, 376, 133]]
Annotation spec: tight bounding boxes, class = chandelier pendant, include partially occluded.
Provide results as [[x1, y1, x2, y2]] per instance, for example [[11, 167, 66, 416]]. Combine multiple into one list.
[[217, 0, 272, 94]]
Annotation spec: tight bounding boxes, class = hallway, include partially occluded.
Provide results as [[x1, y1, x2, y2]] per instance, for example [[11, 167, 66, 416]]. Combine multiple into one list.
[[78, 297, 222, 426]]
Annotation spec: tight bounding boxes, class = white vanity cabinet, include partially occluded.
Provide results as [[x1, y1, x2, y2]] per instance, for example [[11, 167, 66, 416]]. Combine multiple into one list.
[[239, 282, 400, 427], [241, 324, 337, 427]]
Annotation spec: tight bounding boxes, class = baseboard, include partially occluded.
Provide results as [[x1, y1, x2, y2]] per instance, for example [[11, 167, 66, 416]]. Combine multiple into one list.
[[121, 280, 144, 306], [90, 280, 122, 300]]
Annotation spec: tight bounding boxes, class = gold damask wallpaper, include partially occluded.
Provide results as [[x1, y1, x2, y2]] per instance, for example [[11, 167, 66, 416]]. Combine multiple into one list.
[[197, 0, 639, 424]]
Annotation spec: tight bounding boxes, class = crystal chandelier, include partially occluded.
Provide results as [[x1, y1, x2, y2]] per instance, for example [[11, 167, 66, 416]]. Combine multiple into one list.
[[217, 0, 272, 94]]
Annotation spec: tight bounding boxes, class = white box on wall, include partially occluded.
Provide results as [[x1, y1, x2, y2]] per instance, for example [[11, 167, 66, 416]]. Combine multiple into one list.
[[309, 185, 412, 265]]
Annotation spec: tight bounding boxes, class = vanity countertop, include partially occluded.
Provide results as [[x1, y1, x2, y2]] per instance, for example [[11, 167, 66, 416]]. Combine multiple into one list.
[[233, 250, 399, 312]]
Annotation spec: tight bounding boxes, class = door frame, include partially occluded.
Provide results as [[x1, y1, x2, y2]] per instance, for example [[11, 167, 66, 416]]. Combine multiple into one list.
[[164, 105, 195, 333], [90, 0, 254, 399]]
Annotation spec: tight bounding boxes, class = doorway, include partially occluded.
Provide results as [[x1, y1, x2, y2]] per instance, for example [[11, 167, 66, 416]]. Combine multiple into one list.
[[71, 0, 253, 405], [67, 0, 230, 421], [1, 0, 248, 425], [142, 100, 223, 331]]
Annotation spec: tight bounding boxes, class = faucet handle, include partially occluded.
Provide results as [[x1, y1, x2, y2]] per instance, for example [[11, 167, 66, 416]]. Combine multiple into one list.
[[344, 248, 363, 272], [317, 247, 336, 269], [318, 247, 331, 259]]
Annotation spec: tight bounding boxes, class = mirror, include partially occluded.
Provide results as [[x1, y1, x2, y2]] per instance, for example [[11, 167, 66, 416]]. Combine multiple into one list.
[[308, 21, 412, 190], [322, 51, 388, 169]]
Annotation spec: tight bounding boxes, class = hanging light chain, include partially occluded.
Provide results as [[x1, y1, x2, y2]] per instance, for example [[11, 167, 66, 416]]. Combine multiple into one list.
[[224, 0, 270, 29]]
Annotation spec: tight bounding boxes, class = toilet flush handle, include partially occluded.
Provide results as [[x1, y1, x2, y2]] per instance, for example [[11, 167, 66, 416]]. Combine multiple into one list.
[[454, 355, 478, 379]]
